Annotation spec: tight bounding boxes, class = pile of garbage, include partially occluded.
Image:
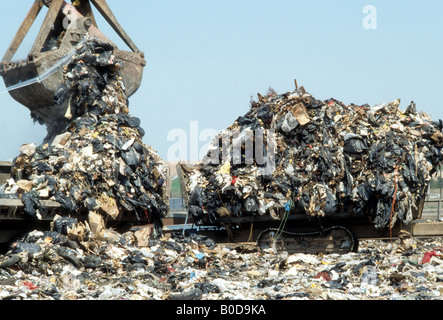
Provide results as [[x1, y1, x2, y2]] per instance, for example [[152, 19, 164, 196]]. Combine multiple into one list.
[[0, 36, 169, 235], [181, 86, 443, 229], [0, 221, 443, 301]]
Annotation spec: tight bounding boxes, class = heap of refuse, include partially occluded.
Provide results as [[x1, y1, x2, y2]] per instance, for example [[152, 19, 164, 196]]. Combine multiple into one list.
[[1, 36, 169, 235], [181, 86, 443, 229], [1, 223, 443, 301]]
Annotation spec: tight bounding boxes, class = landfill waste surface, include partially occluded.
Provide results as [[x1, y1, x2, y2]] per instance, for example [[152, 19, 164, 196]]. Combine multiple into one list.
[[181, 86, 443, 230], [0, 36, 169, 236], [0, 219, 443, 301]]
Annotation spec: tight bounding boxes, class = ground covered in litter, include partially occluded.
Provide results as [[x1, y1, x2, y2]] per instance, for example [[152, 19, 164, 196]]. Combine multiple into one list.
[[1, 223, 443, 301]]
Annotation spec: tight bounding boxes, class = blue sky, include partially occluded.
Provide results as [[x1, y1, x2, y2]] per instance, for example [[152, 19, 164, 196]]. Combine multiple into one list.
[[1, 0, 442, 161]]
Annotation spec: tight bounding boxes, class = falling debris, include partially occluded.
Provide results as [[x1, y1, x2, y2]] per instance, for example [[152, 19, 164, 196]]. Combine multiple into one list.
[[180, 85, 443, 229], [1, 37, 169, 236]]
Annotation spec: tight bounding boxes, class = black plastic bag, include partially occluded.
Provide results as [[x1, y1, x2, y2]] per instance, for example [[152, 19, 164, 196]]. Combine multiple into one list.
[[53, 216, 78, 235], [10, 241, 41, 255], [324, 189, 338, 216], [343, 137, 368, 154], [117, 114, 141, 128], [55, 191, 79, 212], [21, 191, 45, 219]]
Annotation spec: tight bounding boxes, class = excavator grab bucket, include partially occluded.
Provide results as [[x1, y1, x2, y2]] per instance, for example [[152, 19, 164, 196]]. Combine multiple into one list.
[[0, 0, 146, 131]]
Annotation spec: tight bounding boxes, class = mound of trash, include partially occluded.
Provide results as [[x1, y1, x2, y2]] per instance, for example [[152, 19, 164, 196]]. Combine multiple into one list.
[[181, 86, 443, 229], [1, 222, 443, 301], [1, 37, 169, 235]]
